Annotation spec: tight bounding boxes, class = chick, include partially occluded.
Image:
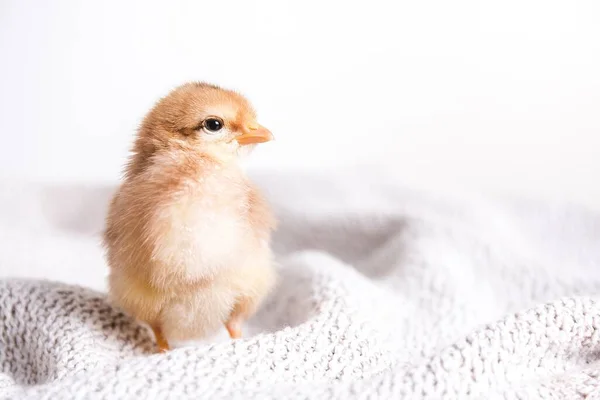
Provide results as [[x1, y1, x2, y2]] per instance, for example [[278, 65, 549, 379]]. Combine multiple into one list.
[[103, 82, 276, 352]]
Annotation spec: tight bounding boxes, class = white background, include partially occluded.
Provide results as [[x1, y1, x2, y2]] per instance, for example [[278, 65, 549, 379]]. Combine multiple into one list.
[[1, 0, 599, 208]]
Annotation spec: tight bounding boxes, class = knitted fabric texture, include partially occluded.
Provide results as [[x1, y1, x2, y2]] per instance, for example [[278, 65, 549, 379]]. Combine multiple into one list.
[[0, 174, 599, 399]]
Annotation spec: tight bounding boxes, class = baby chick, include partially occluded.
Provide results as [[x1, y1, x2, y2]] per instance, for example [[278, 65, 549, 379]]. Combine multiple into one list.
[[103, 82, 276, 352]]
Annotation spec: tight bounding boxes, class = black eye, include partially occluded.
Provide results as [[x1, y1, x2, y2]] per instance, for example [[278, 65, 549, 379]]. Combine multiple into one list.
[[203, 117, 224, 133]]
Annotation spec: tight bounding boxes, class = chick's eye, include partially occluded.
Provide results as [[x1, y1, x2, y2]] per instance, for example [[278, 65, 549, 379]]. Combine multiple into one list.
[[203, 118, 224, 133]]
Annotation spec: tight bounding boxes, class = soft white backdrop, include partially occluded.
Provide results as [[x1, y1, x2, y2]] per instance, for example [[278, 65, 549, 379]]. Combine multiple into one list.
[[1, 0, 599, 207]]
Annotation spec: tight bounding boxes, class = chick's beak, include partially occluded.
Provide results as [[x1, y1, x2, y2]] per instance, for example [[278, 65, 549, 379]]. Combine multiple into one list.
[[236, 124, 274, 145]]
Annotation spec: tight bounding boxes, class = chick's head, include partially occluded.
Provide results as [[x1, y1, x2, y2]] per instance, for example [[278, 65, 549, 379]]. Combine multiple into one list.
[[131, 82, 273, 171]]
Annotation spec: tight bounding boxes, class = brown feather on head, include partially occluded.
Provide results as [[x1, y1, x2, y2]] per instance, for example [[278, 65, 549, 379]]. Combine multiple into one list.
[[125, 82, 273, 178]]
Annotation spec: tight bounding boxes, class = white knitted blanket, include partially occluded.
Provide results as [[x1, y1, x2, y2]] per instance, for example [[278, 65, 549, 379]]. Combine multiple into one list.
[[0, 173, 599, 399]]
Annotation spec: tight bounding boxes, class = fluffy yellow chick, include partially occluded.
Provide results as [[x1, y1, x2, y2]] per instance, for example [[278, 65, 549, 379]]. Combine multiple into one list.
[[103, 82, 276, 352]]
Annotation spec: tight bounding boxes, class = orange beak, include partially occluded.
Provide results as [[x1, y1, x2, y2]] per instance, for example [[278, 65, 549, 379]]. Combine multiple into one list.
[[236, 124, 274, 145]]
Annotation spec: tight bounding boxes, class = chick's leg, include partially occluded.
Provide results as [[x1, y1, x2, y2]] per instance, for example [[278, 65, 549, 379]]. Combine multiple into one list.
[[225, 299, 253, 339], [225, 319, 242, 339], [224, 260, 276, 340], [151, 325, 170, 353]]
